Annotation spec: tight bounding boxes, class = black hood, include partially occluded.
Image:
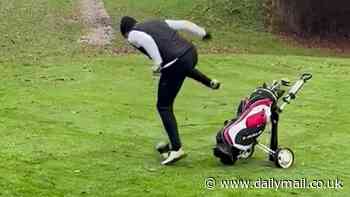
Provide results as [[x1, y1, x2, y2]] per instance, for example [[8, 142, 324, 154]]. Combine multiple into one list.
[[120, 16, 137, 37]]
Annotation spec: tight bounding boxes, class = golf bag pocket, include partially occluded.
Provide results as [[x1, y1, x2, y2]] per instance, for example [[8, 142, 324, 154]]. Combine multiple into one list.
[[222, 99, 273, 151], [246, 111, 267, 128]]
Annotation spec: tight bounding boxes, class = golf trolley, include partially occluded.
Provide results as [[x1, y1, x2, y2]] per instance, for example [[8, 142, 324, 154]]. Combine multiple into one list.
[[238, 73, 313, 168]]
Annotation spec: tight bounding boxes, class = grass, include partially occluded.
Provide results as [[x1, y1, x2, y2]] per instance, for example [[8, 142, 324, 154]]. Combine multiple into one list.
[[104, 0, 337, 57], [1, 54, 350, 196], [0, 0, 350, 196], [0, 0, 332, 66], [0, 0, 81, 65]]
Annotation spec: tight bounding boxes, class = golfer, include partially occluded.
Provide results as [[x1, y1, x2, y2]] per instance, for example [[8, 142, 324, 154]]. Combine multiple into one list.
[[120, 16, 220, 165]]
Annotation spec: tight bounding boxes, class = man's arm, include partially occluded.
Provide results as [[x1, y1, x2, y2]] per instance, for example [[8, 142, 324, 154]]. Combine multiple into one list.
[[128, 30, 163, 68], [165, 20, 209, 39]]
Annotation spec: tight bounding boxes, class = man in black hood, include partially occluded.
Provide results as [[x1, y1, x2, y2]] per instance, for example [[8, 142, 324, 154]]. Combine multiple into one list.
[[120, 16, 220, 165]]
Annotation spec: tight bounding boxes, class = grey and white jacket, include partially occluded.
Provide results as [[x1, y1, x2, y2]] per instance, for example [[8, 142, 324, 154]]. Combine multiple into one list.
[[127, 20, 207, 71]]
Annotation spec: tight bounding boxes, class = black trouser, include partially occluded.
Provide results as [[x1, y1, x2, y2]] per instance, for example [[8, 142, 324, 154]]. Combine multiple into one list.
[[157, 48, 213, 151]]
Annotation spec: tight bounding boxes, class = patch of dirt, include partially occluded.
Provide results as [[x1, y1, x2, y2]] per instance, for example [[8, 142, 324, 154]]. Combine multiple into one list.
[[77, 0, 114, 46]]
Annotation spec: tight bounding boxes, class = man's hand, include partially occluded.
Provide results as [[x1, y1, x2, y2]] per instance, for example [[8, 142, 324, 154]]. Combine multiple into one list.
[[202, 32, 212, 41], [152, 64, 161, 77]]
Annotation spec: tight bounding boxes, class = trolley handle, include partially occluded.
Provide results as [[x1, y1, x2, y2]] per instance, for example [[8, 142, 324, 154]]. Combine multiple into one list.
[[301, 73, 312, 82], [277, 72, 313, 112]]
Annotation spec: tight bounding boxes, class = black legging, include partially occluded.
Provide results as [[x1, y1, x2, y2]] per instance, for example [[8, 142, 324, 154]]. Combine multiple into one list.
[[157, 47, 213, 151]]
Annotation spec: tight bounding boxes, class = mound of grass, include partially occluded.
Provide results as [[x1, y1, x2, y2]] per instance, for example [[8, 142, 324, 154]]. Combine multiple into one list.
[[0, 0, 81, 65], [0, 0, 339, 65], [104, 0, 329, 56]]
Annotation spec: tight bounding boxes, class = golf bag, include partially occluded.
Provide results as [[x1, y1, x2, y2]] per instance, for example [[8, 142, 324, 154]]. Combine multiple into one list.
[[214, 73, 312, 167], [214, 87, 279, 165]]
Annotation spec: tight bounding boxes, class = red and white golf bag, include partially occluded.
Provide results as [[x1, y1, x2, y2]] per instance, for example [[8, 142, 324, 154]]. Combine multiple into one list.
[[214, 88, 278, 165], [214, 73, 312, 167]]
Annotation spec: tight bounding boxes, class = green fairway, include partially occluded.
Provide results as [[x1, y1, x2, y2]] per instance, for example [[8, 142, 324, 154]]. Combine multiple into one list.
[[0, 54, 349, 196], [1, 0, 350, 196]]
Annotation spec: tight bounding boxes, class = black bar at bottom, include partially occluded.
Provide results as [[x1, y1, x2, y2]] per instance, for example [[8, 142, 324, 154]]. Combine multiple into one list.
[[269, 111, 279, 161]]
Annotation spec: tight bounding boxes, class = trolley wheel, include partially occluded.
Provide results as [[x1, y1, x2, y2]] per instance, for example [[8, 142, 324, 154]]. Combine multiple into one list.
[[275, 148, 294, 169], [239, 145, 255, 160]]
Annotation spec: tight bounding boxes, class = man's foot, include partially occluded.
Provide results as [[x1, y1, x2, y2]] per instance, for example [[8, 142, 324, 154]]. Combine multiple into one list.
[[156, 142, 170, 159], [210, 79, 221, 90], [161, 148, 187, 165]]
